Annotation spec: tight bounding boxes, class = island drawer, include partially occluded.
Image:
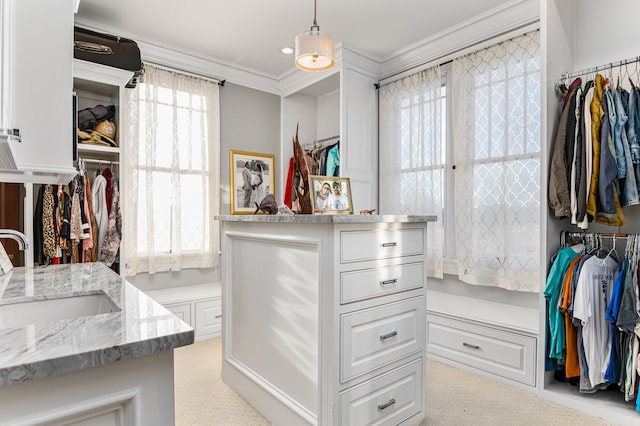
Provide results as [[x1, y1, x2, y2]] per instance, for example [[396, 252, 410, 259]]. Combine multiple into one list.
[[339, 358, 423, 426], [341, 296, 424, 382], [340, 262, 424, 304], [427, 314, 536, 386], [340, 228, 424, 264]]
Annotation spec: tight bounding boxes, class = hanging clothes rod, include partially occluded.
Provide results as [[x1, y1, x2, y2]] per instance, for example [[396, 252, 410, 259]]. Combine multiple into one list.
[[302, 135, 340, 151], [561, 231, 633, 247], [79, 158, 119, 165], [560, 55, 640, 82], [564, 231, 630, 239], [314, 134, 340, 144]]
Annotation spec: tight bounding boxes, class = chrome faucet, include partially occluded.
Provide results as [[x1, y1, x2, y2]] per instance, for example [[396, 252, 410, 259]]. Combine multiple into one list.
[[0, 229, 29, 250], [0, 229, 28, 275]]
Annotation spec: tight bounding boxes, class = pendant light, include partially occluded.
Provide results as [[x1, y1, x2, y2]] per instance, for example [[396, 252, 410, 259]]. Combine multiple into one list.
[[295, 0, 335, 72]]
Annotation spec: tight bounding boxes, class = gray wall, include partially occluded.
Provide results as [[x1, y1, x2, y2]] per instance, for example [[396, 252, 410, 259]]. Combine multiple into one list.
[[128, 82, 281, 291], [220, 82, 281, 215]]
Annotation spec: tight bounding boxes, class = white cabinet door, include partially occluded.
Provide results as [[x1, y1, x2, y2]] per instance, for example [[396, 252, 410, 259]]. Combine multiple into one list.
[[0, 0, 76, 183], [0, 0, 14, 147], [341, 67, 378, 212]]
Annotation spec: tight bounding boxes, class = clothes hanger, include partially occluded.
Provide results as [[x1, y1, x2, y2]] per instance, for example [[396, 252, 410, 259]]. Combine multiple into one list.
[[602, 234, 618, 263], [584, 233, 595, 255], [624, 234, 633, 261]]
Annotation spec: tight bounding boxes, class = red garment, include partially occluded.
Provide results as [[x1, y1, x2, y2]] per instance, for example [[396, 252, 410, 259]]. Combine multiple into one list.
[[102, 167, 113, 215], [284, 157, 294, 207]]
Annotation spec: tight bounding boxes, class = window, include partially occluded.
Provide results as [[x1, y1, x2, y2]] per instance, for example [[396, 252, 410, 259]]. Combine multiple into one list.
[[379, 67, 446, 278], [379, 30, 541, 292], [122, 64, 220, 275]]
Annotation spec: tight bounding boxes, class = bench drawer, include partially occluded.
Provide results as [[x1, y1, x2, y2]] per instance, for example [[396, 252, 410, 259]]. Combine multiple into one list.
[[427, 314, 536, 386]]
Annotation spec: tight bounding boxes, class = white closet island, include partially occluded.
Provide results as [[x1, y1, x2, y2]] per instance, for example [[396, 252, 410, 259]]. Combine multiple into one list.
[[217, 214, 435, 426]]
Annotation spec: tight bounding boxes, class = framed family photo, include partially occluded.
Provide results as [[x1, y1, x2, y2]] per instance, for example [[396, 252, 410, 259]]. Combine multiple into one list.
[[309, 175, 353, 214], [230, 150, 275, 214]]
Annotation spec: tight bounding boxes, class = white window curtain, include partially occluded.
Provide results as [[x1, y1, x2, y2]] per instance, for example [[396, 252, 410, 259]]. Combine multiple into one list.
[[122, 64, 220, 275], [379, 67, 445, 279], [451, 31, 540, 292]]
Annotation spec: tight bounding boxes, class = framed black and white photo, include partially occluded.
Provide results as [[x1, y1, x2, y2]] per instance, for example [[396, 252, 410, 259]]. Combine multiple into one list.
[[309, 175, 353, 214], [230, 150, 275, 214]]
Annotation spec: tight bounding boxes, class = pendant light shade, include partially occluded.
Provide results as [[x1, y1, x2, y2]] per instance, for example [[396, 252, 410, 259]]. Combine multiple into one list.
[[295, 0, 335, 72]]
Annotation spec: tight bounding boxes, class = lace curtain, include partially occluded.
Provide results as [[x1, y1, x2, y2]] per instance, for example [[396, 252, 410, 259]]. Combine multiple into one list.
[[379, 67, 445, 278], [451, 31, 541, 292], [122, 64, 220, 275]]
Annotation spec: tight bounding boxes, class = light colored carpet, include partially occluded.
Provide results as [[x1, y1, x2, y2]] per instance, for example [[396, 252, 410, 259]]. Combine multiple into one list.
[[174, 338, 614, 425]]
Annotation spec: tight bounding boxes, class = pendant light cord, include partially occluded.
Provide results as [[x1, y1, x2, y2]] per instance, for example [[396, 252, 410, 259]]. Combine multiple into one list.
[[312, 0, 319, 30]]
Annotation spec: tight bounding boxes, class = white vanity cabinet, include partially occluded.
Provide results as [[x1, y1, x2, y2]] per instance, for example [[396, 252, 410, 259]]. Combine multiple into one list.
[[280, 48, 379, 213], [218, 215, 433, 426], [0, 0, 76, 184]]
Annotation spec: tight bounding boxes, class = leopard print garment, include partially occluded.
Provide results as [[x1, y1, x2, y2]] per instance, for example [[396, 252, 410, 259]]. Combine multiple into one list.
[[42, 184, 56, 264]]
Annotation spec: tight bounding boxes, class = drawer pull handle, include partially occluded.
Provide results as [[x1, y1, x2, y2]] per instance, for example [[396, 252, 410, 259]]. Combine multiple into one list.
[[378, 398, 396, 411], [380, 331, 398, 341], [215, 315, 222, 319], [380, 278, 398, 286], [463, 342, 480, 350], [381, 242, 397, 247]]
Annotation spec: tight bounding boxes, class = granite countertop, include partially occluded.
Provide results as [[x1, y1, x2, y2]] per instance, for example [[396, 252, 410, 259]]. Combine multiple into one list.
[[0, 262, 194, 387], [215, 214, 437, 223]]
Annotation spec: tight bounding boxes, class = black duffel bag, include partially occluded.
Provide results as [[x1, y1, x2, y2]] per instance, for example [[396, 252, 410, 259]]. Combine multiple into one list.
[[74, 26, 144, 88]]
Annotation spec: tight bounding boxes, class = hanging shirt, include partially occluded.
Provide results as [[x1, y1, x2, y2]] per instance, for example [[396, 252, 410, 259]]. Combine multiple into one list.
[[573, 254, 620, 388], [325, 143, 340, 177], [559, 254, 584, 378], [92, 174, 109, 259], [544, 244, 584, 361], [577, 81, 594, 228], [604, 259, 627, 385]]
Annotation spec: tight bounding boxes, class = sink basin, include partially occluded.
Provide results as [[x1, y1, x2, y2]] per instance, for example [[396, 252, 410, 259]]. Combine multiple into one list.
[[0, 293, 120, 329]]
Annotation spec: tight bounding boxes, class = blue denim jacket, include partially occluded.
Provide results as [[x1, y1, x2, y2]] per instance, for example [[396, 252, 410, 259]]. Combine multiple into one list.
[[632, 88, 640, 163], [598, 90, 620, 215], [615, 88, 640, 206], [594, 89, 624, 226], [610, 89, 626, 178]]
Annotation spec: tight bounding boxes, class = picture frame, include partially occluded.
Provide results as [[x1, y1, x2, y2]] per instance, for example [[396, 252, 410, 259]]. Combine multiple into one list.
[[230, 150, 276, 214], [309, 175, 353, 215]]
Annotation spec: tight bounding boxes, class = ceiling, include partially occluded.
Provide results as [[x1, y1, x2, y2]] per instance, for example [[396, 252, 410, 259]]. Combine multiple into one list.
[[75, 0, 515, 78]]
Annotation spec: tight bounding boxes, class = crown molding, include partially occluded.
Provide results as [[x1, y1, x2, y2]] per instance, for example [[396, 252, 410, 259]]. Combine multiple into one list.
[[340, 43, 382, 79], [379, 0, 539, 80], [138, 40, 280, 95]]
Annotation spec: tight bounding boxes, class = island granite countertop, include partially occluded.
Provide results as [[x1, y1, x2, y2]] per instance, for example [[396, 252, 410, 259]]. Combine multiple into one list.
[[0, 262, 194, 387], [215, 214, 436, 223]]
